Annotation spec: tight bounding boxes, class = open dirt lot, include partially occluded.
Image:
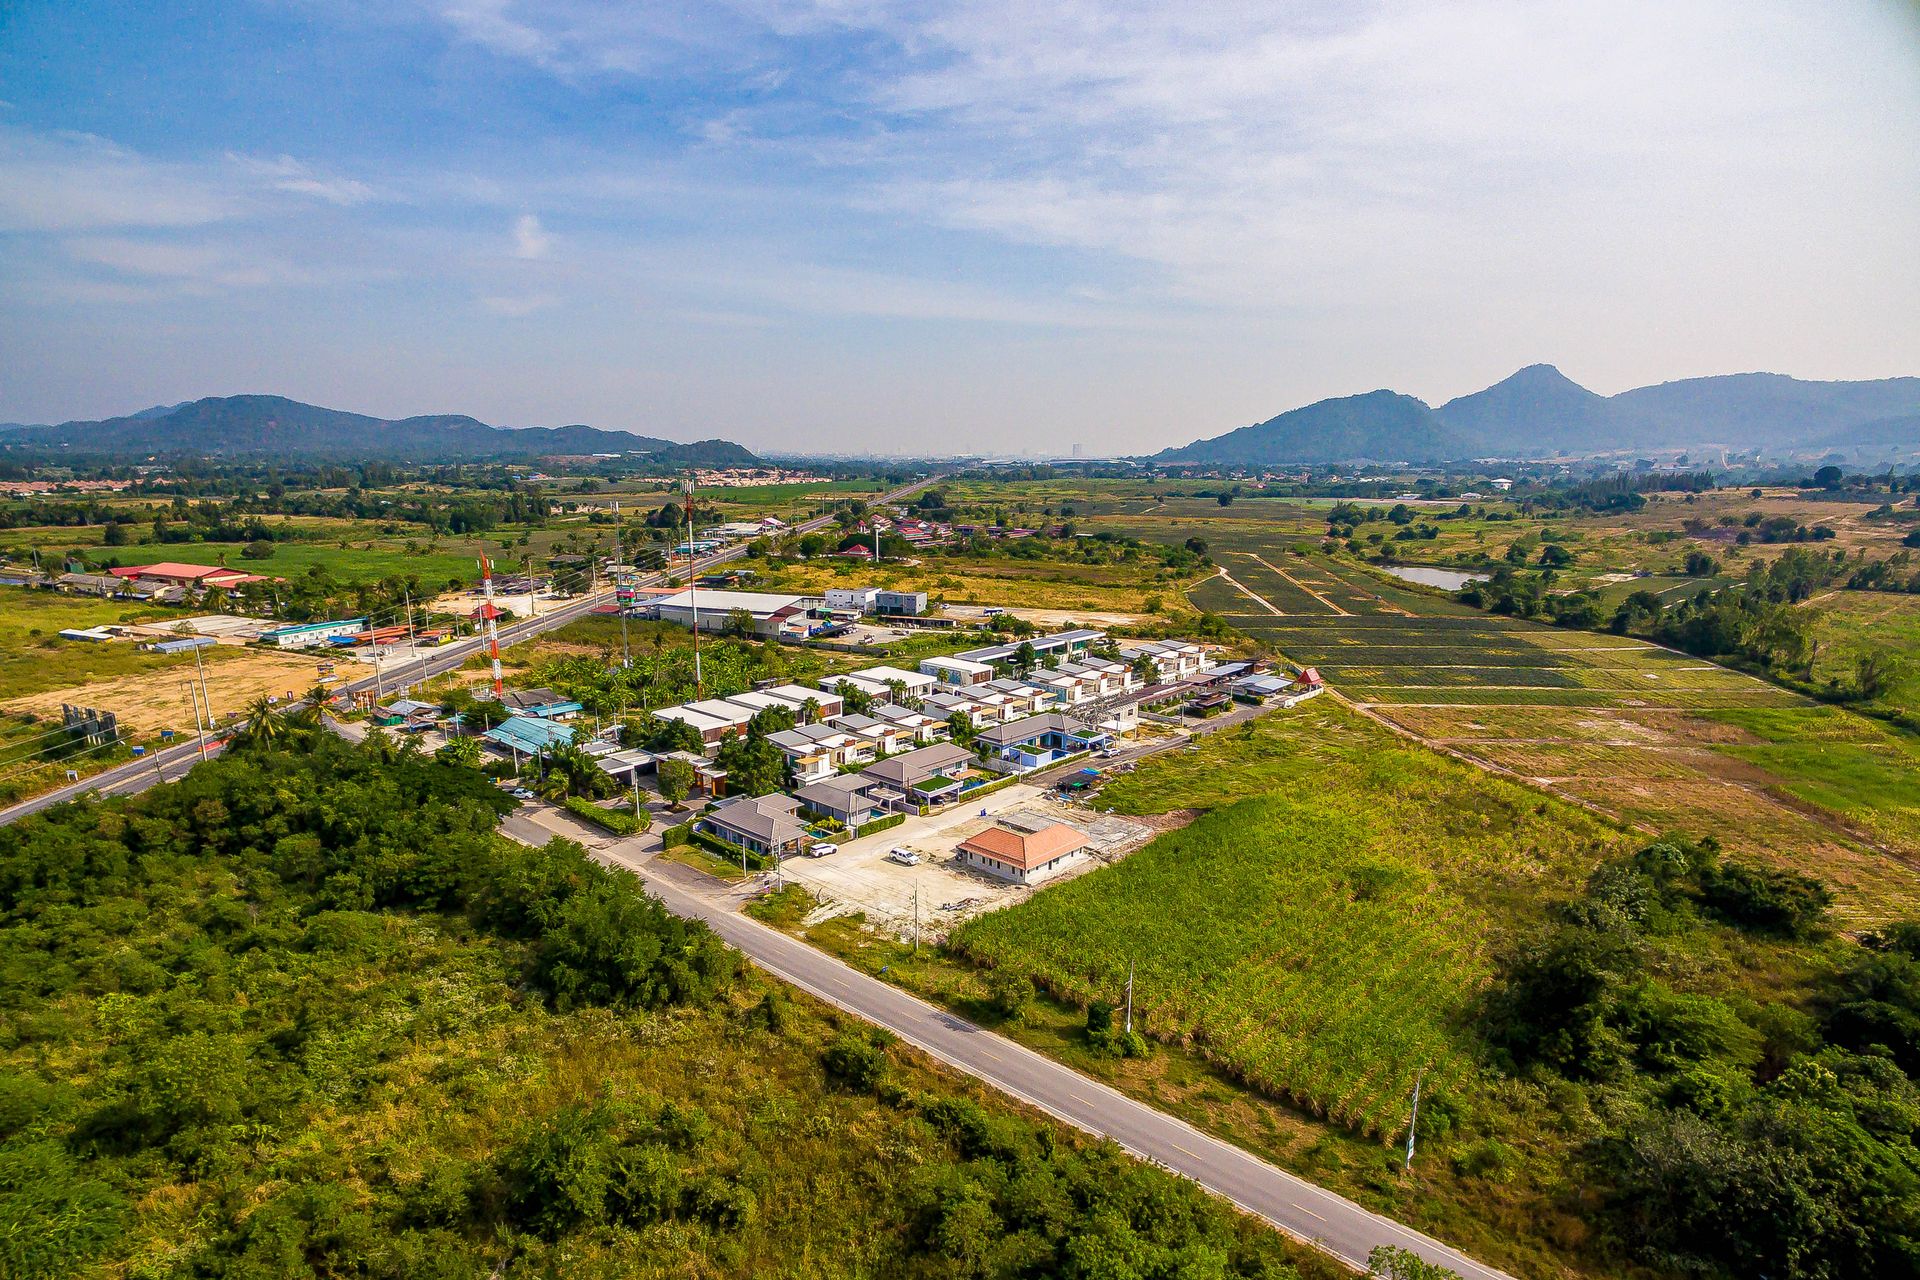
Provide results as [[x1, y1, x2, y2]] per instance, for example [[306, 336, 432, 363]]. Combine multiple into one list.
[[2, 648, 337, 736], [778, 783, 1154, 938]]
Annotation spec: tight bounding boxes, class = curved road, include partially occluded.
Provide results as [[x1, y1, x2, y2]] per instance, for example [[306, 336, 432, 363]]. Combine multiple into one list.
[[502, 806, 1515, 1280]]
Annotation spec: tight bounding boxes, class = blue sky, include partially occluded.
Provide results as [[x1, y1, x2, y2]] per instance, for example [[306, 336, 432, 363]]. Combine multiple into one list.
[[2, 1, 1917, 455]]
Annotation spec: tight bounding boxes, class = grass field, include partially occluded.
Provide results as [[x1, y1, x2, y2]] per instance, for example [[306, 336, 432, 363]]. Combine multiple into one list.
[[1808, 590, 1920, 720], [952, 701, 1624, 1138], [1169, 532, 1920, 924]]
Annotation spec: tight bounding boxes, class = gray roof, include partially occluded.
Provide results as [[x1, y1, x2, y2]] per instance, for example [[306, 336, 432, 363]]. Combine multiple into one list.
[[978, 712, 1099, 746], [703, 794, 807, 846], [859, 741, 973, 787], [955, 628, 1106, 664]]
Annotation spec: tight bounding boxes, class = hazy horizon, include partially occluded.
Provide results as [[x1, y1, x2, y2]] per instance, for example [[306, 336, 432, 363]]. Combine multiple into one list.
[[3, 1, 1917, 455]]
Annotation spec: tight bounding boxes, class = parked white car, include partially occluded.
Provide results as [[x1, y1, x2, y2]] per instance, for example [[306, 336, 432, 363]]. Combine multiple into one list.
[[887, 847, 922, 866], [808, 842, 839, 858]]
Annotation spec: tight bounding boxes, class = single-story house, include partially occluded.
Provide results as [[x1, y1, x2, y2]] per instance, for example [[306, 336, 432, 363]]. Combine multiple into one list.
[[858, 741, 976, 801], [594, 747, 657, 785], [977, 713, 1111, 770], [760, 684, 843, 719], [483, 714, 580, 759], [652, 588, 819, 639], [261, 617, 367, 650], [54, 571, 123, 597], [698, 793, 811, 859], [845, 664, 939, 698], [652, 704, 749, 748], [791, 774, 885, 827], [957, 816, 1090, 885], [502, 687, 584, 720], [1232, 673, 1294, 702]]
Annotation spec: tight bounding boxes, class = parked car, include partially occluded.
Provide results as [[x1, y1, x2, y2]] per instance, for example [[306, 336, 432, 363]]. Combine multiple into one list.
[[511, 788, 536, 800], [808, 842, 839, 858], [887, 847, 922, 866]]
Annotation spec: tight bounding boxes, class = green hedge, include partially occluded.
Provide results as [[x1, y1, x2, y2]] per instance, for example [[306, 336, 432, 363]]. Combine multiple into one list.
[[561, 796, 649, 835], [661, 821, 695, 849], [853, 813, 906, 839], [692, 828, 772, 870]]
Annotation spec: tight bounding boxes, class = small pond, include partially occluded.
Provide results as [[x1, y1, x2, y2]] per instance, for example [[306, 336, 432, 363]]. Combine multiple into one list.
[[1378, 564, 1490, 591]]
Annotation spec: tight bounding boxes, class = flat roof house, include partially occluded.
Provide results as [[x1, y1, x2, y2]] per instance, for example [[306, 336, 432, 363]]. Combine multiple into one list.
[[954, 628, 1106, 668], [756, 684, 843, 719], [874, 589, 927, 616], [957, 816, 1090, 885], [829, 712, 916, 757], [824, 586, 881, 612], [848, 664, 938, 697], [1120, 639, 1213, 681], [977, 713, 1111, 771], [920, 655, 995, 687], [870, 702, 950, 743], [260, 617, 367, 650], [698, 794, 811, 859], [768, 723, 872, 782]]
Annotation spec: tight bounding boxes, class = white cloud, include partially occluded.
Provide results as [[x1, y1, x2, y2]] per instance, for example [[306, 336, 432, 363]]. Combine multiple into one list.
[[229, 153, 377, 206], [512, 213, 554, 258], [62, 235, 329, 291], [0, 126, 237, 232]]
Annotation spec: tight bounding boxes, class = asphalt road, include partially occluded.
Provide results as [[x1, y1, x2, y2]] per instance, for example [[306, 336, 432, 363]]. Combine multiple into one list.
[[501, 805, 1515, 1280], [0, 475, 937, 824]]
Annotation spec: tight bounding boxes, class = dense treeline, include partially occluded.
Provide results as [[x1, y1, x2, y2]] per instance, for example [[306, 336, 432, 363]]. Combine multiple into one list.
[[1483, 836, 1920, 1278], [0, 724, 1325, 1279]]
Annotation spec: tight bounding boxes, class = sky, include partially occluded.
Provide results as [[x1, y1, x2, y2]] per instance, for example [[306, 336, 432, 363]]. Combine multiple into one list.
[[1, 1, 1917, 456]]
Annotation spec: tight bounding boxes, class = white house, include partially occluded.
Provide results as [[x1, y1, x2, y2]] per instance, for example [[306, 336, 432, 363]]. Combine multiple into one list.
[[920, 655, 995, 687], [652, 589, 818, 639], [260, 617, 367, 650]]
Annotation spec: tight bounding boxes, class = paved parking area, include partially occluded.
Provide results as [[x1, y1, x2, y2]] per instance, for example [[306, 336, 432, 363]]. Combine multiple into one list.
[[776, 782, 1154, 938]]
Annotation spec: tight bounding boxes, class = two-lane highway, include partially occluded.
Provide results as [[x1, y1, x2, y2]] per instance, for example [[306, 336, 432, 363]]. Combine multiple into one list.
[[500, 805, 1515, 1280], [0, 475, 939, 823]]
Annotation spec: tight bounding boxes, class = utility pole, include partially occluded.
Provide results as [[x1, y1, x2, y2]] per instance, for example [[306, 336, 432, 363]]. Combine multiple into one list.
[[1125, 958, 1135, 1034], [613, 499, 631, 669], [912, 886, 920, 954], [401, 589, 421, 697], [525, 556, 537, 619], [189, 639, 214, 745], [683, 476, 702, 696], [479, 555, 505, 700], [182, 681, 208, 761], [1405, 1068, 1425, 1173]]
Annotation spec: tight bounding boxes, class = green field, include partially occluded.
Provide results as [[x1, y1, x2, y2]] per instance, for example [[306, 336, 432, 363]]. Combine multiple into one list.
[[952, 701, 1623, 1137], [0, 591, 225, 701]]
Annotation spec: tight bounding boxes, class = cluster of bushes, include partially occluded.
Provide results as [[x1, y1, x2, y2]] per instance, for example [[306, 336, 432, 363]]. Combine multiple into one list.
[[1484, 836, 1920, 1277], [816, 1029, 1312, 1279]]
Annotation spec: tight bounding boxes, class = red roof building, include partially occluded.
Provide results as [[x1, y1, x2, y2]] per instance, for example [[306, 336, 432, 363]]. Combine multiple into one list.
[[109, 562, 268, 589], [957, 820, 1090, 885]]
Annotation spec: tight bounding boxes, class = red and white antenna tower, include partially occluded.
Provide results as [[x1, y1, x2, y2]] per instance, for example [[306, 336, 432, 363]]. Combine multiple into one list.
[[479, 554, 505, 699]]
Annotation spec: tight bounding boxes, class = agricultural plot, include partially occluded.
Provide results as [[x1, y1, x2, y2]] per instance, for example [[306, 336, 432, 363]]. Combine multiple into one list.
[[1219, 554, 1340, 615], [953, 701, 1623, 1136], [1186, 570, 1264, 615]]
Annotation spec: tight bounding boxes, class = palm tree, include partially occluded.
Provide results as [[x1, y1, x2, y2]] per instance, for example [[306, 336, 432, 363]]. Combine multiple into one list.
[[297, 682, 333, 726], [237, 695, 288, 749]]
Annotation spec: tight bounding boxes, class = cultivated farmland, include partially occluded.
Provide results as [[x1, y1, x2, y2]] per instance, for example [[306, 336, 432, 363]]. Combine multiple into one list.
[[952, 701, 1623, 1137]]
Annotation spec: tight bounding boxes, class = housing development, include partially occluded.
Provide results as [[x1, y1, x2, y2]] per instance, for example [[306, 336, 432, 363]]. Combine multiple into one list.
[[4, 7, 1917, 1279]]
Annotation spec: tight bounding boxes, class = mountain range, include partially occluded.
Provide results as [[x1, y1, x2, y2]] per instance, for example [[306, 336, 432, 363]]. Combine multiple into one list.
[[0, 395, 759, 466], [1155, 366, 1920, 466]]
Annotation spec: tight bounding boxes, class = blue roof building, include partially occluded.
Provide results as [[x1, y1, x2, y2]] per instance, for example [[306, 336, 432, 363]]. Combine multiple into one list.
[[483, 715, 580, 757]]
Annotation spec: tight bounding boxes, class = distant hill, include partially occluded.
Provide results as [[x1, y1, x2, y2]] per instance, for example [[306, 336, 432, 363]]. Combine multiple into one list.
[[1436, 364, 1653, 454], [1157, 367, 1920, 465], [2, 395, 759, 466], [1613, 373, 1920, 449], [1156, 390, 1466, 465]]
